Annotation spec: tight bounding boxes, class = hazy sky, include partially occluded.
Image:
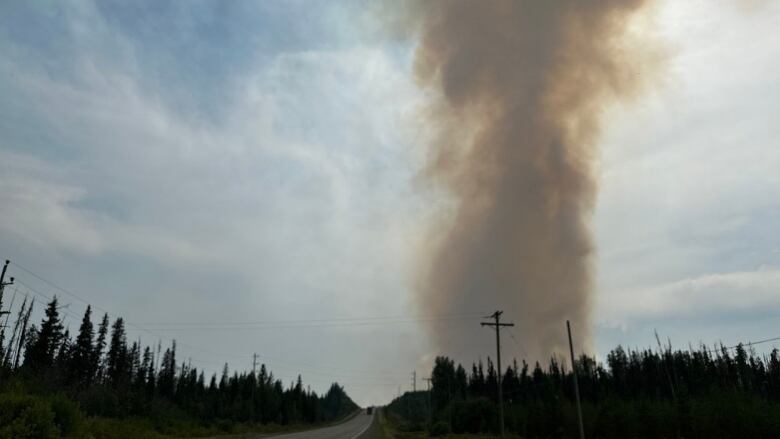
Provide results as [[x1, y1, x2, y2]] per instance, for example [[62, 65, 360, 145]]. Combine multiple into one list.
[[1, 0, 779, 406]]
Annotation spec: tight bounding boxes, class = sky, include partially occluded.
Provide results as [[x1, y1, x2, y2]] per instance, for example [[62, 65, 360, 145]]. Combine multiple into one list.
[[1, 0, 779, 406]]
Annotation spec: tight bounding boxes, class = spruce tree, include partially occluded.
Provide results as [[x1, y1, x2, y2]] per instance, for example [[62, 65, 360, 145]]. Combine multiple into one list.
[[145, 348, 156, 395], [24, 297, 64, 370], [55, 329, 71, 369], [219, 363, 229, 390], [93, 313, 109, 382], [70, 305, 95, 385], [106, 317, 128, 386], [128, 340, 140, 383], [158, 342, 177, 398]]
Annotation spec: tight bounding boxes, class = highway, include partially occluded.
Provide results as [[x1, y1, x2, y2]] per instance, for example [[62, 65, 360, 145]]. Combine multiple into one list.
[[262, 410, 379, 439]]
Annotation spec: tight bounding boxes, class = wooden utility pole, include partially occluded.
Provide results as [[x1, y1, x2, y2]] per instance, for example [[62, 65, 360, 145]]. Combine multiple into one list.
[[0, 260, 9, 292], [1, 288, 17, 333], [481, 311, 514, 438], [567, 320, 585, 439], [412, 370, 417, 392], [0, 261, 10, 385], [252, 353, 258, 375], [0, 260, 13, 321]]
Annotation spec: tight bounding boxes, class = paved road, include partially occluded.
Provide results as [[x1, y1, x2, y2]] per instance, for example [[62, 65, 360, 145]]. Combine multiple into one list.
[[262, 410, 378, 439]]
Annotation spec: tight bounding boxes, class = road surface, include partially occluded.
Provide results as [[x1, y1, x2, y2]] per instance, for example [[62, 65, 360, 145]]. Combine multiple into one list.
[[262, 410, 380, 439]]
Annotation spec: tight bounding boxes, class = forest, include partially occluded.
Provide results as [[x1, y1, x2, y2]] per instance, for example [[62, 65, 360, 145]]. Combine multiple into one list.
[[0, 295, 358, 438], [388, 341, 780, 438]]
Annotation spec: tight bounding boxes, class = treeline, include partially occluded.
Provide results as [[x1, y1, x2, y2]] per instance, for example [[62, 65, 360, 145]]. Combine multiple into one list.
[[389, 343, 780, 438], [0, 296, 357, 435]]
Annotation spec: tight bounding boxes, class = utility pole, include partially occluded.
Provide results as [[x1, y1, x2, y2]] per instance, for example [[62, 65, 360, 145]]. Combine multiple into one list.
[[252, 353, 258, 376], [0, 260, 13, 321], [0, 261, 10, 386], [1, 288, 17, 333], [481, 310, 514, 438], [0, 260, 10, 292], [412, 370, 417, 392], [567, 320, 585, 439]]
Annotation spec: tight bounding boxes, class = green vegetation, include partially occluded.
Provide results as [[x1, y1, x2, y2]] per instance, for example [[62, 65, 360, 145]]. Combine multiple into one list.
[[379, 406, 520, 439], [0, 296, 358, 437], [388, 344, 780, 438]]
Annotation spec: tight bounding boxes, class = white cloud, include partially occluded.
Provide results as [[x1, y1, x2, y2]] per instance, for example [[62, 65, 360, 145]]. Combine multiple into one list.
[[598, 266, 780, 325], [594, 0, 780, 343], [0, 152, 103, 254]]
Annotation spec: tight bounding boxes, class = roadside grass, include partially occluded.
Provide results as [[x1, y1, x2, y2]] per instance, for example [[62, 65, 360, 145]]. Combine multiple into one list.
[[377, 408, 521, 439], [0, 390, 360, 439], [83, 417, 320, 439], [200, 409, 363, 439], [88, 416, 361, 439], [81, 408, 364, 439]]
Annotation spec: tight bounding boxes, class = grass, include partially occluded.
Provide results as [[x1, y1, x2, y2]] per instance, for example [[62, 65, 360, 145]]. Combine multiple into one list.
[[377, 409, 521, 439], [0, 389, 362, 439], [199, 409, 363, 439], [83, 417, 327, 439]]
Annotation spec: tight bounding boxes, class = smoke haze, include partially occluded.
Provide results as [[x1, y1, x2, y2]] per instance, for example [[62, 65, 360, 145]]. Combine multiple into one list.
[[407, 0, 660, 361]]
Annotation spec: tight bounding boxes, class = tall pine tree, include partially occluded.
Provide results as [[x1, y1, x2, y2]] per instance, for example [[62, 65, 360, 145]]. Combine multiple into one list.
[[93, 313, 109, 382], [69, 305, 95, 386], [106, 317, 128, 386], [23, 297, 64, 370]]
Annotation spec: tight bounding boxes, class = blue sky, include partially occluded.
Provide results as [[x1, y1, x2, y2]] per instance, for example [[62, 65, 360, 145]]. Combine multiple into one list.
[[1, 0, 780, 406]]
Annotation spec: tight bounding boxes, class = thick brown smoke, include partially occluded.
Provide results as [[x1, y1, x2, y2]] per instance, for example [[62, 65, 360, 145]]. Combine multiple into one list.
[[409, 0, 658, 361]]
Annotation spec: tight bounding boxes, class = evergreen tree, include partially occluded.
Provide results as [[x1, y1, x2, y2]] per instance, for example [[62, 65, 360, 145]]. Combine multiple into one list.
[[158, 341, 177, 398], [455, 364, 468, 399], [69, 305, 95, 385], [431, 356, 456, 412], [23, 297, 64, 370], [93, 312, 109, 382], [128, 340, 140, 384], [144, 347, 156, 395], [55, 329, 71, 369], [219, 363, 229, 390], [106, 317, 128, 386]]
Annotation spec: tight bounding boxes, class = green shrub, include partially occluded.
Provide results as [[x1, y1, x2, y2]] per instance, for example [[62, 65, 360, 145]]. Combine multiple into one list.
[[450, 398, 497, 434], [84, 417, 167, 439], [0, 393, 59, 439], [429, 420, 450, 436], [78, 385, 121, 418], [50, 393, 84, 435]]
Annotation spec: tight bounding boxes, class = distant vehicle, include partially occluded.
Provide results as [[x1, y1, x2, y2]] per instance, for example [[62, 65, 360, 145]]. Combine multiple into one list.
[[366, 406, 373, 415]]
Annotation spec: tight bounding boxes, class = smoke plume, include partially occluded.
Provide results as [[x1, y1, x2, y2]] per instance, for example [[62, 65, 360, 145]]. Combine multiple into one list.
[[408, 0, 659, 361]]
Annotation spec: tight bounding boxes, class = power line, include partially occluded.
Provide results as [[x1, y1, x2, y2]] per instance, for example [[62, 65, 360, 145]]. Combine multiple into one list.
[[6, 261, 412, 382], [10, 262, 97, 311], [137, 312, 487, 327], [15, 276, 401, 385], [133, 316, 482, 331], [14, 280, 83, 325], [506, 327, 528, 360], [10, 267, 275, 376], [705, 336, 780, 353], [12, 261, 484, 329]]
